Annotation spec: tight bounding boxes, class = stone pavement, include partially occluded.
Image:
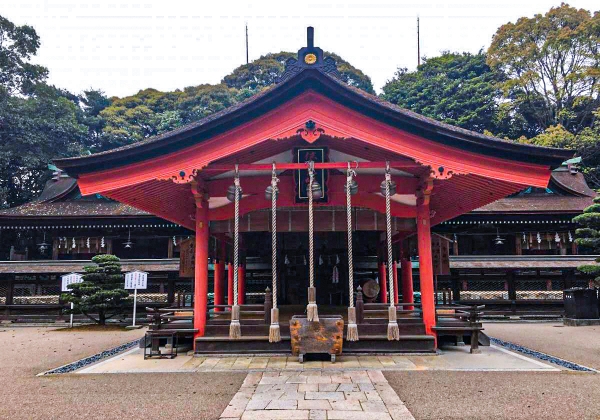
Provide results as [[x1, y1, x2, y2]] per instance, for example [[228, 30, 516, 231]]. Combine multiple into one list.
[[219, 370, 415, 420], [79, 345, 559, 374]]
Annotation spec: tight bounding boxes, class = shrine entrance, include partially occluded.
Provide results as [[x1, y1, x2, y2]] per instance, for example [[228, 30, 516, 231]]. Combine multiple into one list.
[[56, 28, 570, 355]]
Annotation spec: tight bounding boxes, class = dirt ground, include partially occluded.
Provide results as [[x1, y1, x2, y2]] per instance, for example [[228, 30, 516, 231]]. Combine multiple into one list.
[[485, 322, 600, 370], [3, 322, 600, 420], [0, 325, 244, 420], [386, 321, 600, 420]]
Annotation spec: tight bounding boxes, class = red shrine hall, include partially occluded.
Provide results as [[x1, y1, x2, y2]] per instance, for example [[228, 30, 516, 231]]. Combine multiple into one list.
[[55, 28, 572, 354]]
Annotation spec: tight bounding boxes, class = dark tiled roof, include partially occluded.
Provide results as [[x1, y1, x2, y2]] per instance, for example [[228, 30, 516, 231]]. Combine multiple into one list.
[[551, 171, 596, 197], [0, 201, 149, 218], [474, 195, 593, 214], [55, 66, 572, 174]]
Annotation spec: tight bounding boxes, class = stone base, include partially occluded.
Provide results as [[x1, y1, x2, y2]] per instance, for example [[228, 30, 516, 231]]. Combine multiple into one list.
[[126, 325, 144, 330], [563, 318, 600, 326]]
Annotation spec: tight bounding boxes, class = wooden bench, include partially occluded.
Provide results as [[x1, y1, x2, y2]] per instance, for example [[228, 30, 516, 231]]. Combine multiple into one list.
[[434, 305, 486, 354]]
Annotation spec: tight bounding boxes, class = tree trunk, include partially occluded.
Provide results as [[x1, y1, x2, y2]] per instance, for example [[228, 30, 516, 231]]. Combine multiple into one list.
[[98, 311, 106, 325]]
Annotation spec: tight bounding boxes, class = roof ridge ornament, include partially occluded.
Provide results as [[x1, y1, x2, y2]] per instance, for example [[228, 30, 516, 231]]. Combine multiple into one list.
[[278, 27, 342, 83]]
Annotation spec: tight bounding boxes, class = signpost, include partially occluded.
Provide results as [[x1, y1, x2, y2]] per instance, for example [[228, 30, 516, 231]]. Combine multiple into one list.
[[61, 273, 83, 328], [125, 270, 148, 328]]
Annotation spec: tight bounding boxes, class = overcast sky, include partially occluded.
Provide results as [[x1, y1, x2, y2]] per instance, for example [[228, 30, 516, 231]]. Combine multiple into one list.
[[3, 0, 598, 97]]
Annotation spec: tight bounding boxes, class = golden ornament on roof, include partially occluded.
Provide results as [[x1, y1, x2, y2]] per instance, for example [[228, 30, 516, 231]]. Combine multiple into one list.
[[304, 53, 317, 64]]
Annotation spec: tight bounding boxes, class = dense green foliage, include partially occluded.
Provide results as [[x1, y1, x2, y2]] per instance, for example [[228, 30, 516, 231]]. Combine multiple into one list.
[[62, 254, 131, 325], [488, 4, 600, 135], [98, 52, 373, 149], [574, 197, 600, 287], [382, 52, 512, 135], [1, 5, 599, 209], [383, 4, 600, 187]]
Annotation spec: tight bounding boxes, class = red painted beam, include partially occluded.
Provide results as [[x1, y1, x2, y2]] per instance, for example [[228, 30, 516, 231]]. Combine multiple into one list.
[[208, 191, 416, 220], [417, 199, 436, 345], [193, 201, 209, 341], [203, 161, 421, 171], [213, 260, 225, 312], [227, 263, 234, 307], [207, 174, 418, 197], [237, 265, 246, 305], [401, 258, 414, 310]]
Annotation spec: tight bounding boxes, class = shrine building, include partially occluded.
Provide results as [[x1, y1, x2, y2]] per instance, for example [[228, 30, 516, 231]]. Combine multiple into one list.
[[44, 28, 574, 353]]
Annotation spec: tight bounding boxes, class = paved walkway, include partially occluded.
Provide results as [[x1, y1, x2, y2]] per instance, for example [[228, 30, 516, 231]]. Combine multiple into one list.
[[80, 345, 559, 374], [220, 370, 414, 420]]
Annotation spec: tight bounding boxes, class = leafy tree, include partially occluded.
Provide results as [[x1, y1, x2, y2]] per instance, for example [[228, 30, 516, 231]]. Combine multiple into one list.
[[77, 89, 112, 150], [382, 51, 505, 134], [223, 51, 375, 94], [487, 4, 600, 134], [574, 197, 600, 288], [0, 15, 48, 95], [62, 254, 131, 325], [0, 84, 87, 208]]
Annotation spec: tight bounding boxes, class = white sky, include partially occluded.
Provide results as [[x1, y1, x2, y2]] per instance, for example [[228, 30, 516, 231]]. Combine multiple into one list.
[[2, 0, 598, 97]]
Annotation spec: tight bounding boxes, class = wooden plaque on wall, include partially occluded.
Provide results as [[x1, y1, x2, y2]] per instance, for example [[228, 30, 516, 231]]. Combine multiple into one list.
[[179, 237, 195, 278]]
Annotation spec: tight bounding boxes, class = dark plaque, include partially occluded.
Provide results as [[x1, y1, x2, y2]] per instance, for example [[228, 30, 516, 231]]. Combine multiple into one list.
[[179, 237, 195, 278], [294, 147, 328, 203]]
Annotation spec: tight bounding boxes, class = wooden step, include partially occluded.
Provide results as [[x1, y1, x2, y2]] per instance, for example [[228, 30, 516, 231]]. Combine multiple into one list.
[[194, 333, 435, 354]]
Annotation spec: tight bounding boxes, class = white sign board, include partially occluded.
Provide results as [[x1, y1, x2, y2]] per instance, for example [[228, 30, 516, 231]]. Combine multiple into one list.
[[124, 271, 148, 290], [61, 273, 83, 292]]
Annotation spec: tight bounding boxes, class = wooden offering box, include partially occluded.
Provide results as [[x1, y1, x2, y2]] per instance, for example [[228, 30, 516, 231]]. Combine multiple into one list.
[[290, 315, 344, 363]]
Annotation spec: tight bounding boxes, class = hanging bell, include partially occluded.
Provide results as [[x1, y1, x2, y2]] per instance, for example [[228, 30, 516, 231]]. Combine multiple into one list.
[[226, 184, 242, 202], [265, 185, 278, 200], [347, 178, 358, 195], [380, 179, 397, 196], [309, 181, 323, 199]]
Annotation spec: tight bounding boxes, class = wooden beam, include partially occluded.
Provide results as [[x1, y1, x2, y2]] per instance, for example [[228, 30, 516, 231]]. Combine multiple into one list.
[[206, 174, 418, 197], [202, 161, 421, 172]]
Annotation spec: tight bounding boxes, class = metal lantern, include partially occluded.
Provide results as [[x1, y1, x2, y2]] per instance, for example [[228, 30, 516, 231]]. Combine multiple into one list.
[[309, 181, 323, 199], [226, 184, 242, 202], [494, 228, 504, 246], [265, 184, 278, 201], [37, 232, 49, 254], [380, 179, 397, 196], [347, 178, 358, 195], [124, 229, 134, 249]]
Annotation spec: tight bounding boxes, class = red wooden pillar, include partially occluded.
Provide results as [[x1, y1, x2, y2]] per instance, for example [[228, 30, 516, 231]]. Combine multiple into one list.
[[401, 258, 414, 310], [192, 186, 209, 340], [213, 260, 225, 312], [378, 262, 388, 304], [417, 182, 436, 342], [238, 264, 246, 305], [227, 262, 234, 307], [392, 260, 399, 305]]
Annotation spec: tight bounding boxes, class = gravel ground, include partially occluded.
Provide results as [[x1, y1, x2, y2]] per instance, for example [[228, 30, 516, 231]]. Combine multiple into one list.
[[484, 322, 600, 370], [386, 370, 600, 420], [0, 326, 244, 420], [387, 322, 600, 420]]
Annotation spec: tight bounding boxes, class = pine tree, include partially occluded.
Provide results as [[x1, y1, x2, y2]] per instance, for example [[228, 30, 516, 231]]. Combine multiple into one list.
[[573, 196, 600, 288], [62, 254, 131, 325]]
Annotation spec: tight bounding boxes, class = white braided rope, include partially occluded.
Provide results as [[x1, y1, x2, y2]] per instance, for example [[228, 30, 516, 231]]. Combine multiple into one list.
[[346, 169, 355, 308], [233, 174, 240, 304], [271, 172, 279, 309], [385, 170, 394, 307], [308, 163, 315, 290]]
